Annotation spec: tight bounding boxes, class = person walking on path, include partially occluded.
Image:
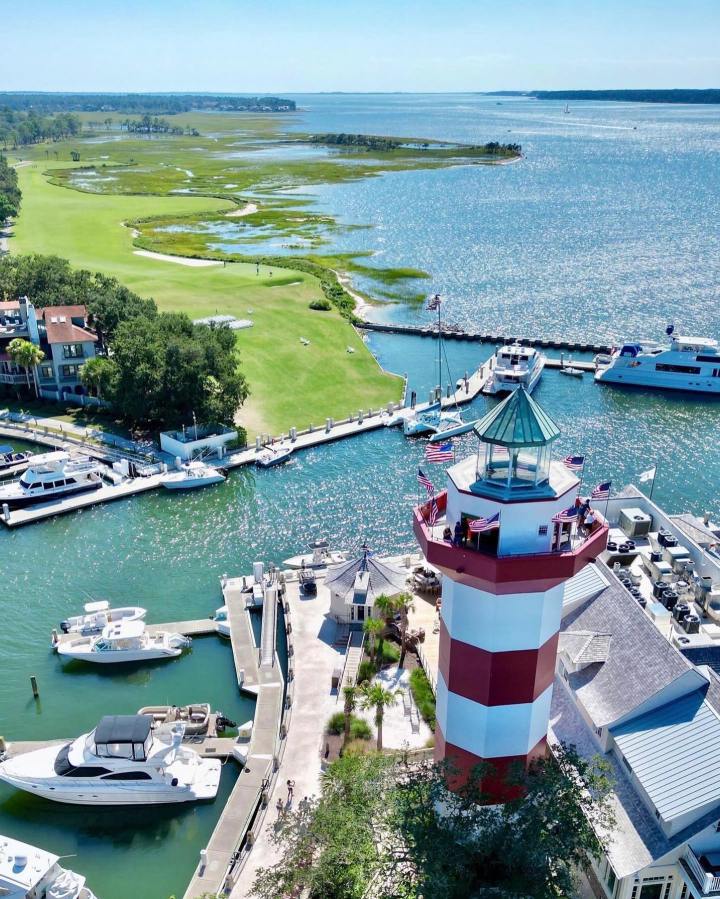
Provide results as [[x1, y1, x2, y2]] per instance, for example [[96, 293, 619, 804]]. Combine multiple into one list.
[[276, 797, 284, 817], [287, 779, 295, 804]]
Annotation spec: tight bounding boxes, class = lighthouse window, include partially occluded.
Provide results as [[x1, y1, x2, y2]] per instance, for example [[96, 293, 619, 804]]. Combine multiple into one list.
[[538, 525, 548, 536]]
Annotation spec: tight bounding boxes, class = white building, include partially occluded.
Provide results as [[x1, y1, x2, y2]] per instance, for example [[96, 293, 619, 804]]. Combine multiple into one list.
[[326, 547, 408, 625]]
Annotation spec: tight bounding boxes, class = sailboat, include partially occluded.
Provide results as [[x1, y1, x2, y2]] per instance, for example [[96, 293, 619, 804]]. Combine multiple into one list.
[[564, 103, 570, 114], [399, 295, 465, 438]]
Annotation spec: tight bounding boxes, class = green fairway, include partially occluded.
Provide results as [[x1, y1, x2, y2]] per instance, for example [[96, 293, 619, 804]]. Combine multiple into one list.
[[10, 164, 402, 435]]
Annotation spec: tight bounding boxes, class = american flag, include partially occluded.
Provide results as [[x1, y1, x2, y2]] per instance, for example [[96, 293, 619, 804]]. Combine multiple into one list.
[[417, 469, 435, 495], [426, 442, 453, 463], [563, 455, 585, 472], [552, 505, 578, 523], [427, 294, 442, 311], [427, 495, 440, 525], [467, 513, 500, 533], [591, 481, 611, 500]]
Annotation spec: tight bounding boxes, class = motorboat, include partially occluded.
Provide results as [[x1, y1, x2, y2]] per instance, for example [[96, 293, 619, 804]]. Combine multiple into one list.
[[483, 343, 546, 396], [213, 605, 230, 637], [0, 453, 104, 509], [283, 539, 347, 569], [0, 444, 33, 474], [55, 620, 190, 664], [137, 703, 211, 735], [559, 364, 584, 378], [595, 327, 720, 394], [59, 600, 147, 636], [161, 459, 226, 490], [0, 715, 222, 805], [256, 443, 293, 467], [0, 834, 97, 898]]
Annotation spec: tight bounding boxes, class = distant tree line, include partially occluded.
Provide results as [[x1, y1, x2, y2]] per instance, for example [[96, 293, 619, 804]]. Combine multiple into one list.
[[311, 133, 521, 156], [0, 154, 20, 220], [0, 93, 296, 114], [533, 89, 720, 105], [0, 254, 248, 428], [0, 108, 81, 148]]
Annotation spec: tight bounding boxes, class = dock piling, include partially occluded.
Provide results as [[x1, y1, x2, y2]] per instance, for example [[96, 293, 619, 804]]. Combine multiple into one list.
[[30, 675, 39, 698]]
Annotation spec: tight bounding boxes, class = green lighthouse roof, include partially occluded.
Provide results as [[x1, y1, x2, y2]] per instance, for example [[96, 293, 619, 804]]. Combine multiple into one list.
[[473, 387, 560, 447]]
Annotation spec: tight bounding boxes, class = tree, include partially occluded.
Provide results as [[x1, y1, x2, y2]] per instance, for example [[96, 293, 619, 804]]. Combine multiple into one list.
[[254, 747, 615, 899], [373, 593, 398, 625], [7, 338, 44, 396], [395, 592, 415, 668], [362, 616, 384, 662], [80, 356, 117, 399], [342, 684, 357, 748], [359, 682, 399, 751]]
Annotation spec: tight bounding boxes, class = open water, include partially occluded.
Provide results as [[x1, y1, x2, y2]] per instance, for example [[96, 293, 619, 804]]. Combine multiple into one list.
[[2, 95, 720, 899]]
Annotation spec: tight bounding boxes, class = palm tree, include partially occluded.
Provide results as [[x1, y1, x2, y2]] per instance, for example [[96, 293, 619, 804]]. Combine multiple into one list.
[[7, 338, 44, 397], [342, 684, 357, 747], [363, 616, 384, 663], [373, 593, 399, 625], [360, 683, 400, 751]]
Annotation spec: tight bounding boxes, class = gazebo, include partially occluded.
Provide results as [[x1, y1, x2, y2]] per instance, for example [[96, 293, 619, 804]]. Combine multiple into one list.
[[326, 545, 407, 624]]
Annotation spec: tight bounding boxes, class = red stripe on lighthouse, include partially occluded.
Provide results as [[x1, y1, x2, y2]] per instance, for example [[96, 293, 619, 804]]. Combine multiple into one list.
[[439, 618, 558, 706]]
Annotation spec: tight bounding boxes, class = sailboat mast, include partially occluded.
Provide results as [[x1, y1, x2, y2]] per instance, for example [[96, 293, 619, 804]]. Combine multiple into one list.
[[437, 296, 442, 395]]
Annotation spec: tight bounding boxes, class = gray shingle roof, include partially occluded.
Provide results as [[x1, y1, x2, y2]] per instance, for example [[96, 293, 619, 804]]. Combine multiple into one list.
[[561, 571, 702, 728], [558, 631, 612, 665], [325, 550, 407, 601], [473, 387, 561, 447]]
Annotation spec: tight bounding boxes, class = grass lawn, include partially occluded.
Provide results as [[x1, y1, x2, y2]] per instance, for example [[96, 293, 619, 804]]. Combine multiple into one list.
[[9, 165, 402, 435]]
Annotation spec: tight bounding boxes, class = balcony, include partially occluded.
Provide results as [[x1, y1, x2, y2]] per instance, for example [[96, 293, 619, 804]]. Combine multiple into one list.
[[413, 491, 609, 593], [682, 848, 720, 895], [0, 371, 28, 385]]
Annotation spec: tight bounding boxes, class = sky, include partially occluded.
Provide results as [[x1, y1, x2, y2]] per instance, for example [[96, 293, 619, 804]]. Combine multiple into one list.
[[1, 0, 719, 93]]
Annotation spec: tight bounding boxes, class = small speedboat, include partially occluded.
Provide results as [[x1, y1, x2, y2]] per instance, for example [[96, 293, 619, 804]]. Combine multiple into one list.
[[559, 365, 584, 378], [0, 715, 221, 805], [0, 444, 33, 474], [256, 444, 293, 467], [161, 459, 226, 490], [59, 600, 147, 636], [0, 834, 97, 898], [137, 703, 212, 735], [56, 620, 190, 664], [213, 605, 230, 637], [284, 539, 347, 569]]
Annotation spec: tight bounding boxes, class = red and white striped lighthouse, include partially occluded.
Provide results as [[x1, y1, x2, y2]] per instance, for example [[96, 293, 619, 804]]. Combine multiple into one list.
[[414, 388, 607, 801]]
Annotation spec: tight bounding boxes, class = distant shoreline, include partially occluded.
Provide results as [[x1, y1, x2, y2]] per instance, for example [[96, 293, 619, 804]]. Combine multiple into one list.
[[488, 89, 720, 105]]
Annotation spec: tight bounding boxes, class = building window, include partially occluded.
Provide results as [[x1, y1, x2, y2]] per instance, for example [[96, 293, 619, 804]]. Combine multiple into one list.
[[622, 755, 632, 772], [538, 525, 548, 536], [680, 883, 688, 899], [39, 364, 54, 379], [60, 364, 81, 380], [63, 344, 84, 359], [661, 880, 672, 899], [606, 866, 617, 896]]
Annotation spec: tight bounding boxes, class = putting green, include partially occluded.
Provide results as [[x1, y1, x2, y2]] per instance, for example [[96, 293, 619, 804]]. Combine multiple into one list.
[[10, 165, 402, 435]]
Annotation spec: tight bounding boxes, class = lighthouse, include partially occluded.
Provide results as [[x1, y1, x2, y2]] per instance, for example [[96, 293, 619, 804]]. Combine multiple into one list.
[[413, 388, 607, 801]]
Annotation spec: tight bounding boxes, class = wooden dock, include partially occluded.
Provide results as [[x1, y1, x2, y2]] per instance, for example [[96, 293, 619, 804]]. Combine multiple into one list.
[[183, 579, 285, 899]]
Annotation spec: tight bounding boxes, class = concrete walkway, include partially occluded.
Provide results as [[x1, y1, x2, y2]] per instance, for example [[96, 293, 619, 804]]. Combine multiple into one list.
[[233, 574, 343, 898]]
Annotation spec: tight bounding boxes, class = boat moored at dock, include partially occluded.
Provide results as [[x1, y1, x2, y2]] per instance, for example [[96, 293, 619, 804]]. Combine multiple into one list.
[[0, 834, 97, 898], [0, 444, 33, 475], [482, 343, 546, 395], [283, 539, 347, 569], [55, 620, 190, 664], [0, 453, 104, 509], [0, 715, 221, 805], [161, 459, 226, 490], [59, 600, 147, 636], [137, 703, 212, 735], [595, 327, 720, 394], [256, 443, 293, 467]]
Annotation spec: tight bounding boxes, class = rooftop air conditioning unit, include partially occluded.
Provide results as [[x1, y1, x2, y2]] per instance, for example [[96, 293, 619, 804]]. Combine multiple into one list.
[[619, 507, 652, 538]]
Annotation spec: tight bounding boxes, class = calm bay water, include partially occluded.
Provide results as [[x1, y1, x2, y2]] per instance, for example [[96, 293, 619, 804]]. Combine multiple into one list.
[[2, 95, 720, 898]]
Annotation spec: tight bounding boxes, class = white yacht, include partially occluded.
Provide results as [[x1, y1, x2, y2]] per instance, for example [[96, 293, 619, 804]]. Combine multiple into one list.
[[283, 539, 347, 569], [0, 715, 222, 805], [0, 453, 104, 509], [161, 459, 226, 490], [483, 344, 546, 396], [401, 404, 464, 438], [59, 601, 147, 636], [0, 834, 97, 899], [56, 620, 190, 664], [595, 329, 720, 394]]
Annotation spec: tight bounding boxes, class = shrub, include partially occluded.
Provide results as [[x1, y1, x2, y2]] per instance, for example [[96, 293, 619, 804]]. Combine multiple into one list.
[[343, 739, 373, 757], [326, 712, 346, 735], [309, 297, 332, 311], [357, 660, 376, 684], [377, 641, 400, 666], [350, 717, 372, 741], [410, 667, 436, 731]]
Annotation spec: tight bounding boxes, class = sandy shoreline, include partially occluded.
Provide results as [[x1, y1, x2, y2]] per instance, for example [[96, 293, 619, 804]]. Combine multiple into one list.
[[225, 202, 258, 218], [332, 269, 373, 320], [133, 249, 223, 267]]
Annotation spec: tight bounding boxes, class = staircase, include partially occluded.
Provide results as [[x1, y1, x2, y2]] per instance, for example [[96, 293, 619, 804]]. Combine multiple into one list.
[[259, 586, 278, 669]]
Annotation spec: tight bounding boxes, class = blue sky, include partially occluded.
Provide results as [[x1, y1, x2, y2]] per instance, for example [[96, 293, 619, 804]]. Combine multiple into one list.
[[2, 0, 719, 92]]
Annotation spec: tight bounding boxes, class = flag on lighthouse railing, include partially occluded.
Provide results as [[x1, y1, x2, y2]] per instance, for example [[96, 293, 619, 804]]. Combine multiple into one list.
[[425, 442, 453, 463], [427, 294, 442, 311], [639, 465, 657, 483], [468, 512, 500, 533], [552, 505, 578, 523], [417, 469, 435, 495], [563, 455, 585, 472], [591, 481, 612, 500], [428, 495, 440, 526]]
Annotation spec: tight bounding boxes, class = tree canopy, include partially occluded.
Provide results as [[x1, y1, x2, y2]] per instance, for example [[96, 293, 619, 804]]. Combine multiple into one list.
[[0, 108, 81, 149], [253, 746, 615, 899], [0, 153, 20, 220]]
